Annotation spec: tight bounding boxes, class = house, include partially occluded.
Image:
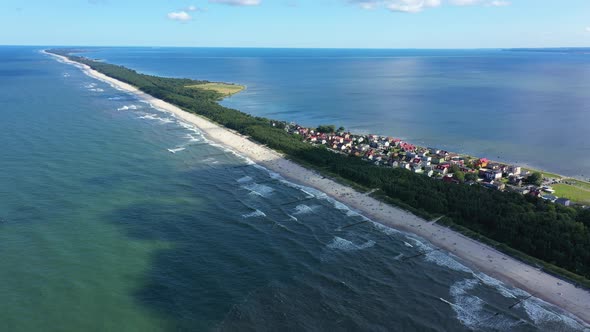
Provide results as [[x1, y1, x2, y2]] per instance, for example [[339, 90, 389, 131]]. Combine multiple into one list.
[[507, 186, 530, 195], [435, 164, 450, 175], [555, 198, 571, 206], [431, 157, 445, 165], [507, 165, 522, 176], [474, 158, 489, 168], [509, 175, 524, 186], [480, 168, 502, 181]]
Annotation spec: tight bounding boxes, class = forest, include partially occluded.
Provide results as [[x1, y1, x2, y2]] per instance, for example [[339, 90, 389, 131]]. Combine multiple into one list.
[[48, 49, 590, 285]]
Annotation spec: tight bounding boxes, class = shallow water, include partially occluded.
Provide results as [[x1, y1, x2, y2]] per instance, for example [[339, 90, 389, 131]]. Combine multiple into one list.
[[0, 46, 588, 331]]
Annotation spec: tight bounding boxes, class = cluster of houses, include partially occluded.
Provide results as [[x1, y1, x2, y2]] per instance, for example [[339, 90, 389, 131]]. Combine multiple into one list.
[[284, 124, 573, 206]]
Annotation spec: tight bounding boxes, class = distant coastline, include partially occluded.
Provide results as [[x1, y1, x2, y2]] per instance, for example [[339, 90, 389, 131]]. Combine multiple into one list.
[[43, 49, 590, 325]]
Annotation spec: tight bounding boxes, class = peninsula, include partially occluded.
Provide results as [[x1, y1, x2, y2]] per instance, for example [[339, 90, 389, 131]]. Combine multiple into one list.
[[45, 49, 590, 324]]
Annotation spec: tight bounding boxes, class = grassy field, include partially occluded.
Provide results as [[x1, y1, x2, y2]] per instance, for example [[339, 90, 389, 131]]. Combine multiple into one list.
[[186, 82, 245, 96], [553, 183, 590, 204]]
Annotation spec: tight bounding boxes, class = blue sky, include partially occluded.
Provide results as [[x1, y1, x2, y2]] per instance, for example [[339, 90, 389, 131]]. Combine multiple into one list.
[[1, 0, 589, 48]]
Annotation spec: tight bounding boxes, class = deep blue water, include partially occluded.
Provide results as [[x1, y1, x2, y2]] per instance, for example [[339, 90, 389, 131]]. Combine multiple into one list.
[[79, 47, 590, 179], [0, 46, 588, 331]]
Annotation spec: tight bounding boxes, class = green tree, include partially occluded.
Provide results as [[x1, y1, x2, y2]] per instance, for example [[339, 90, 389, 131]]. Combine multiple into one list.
[[454, 170, 465, 183], [465, 173, 478, 182], [528, 172, 543, 186], [317, 125, 336, 134], [337, 126, 346, 132]]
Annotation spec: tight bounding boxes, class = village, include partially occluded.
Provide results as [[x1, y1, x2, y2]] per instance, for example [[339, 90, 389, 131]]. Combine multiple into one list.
[[283, 123, 576, 207]]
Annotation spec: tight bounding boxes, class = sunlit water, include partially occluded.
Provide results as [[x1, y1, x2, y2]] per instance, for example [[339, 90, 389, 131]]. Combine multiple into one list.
[[80, 47, 590, 179], [0, 47, 588, 331]]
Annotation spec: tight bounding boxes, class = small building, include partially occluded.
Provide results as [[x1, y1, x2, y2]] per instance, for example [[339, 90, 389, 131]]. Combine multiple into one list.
[[507, 165, 522, 176], [555, 198, 571, 206]]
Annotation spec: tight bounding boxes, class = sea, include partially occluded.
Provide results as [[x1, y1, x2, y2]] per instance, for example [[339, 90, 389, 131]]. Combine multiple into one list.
[[0, 46, 588, 331], [79, 47, 590, 179]]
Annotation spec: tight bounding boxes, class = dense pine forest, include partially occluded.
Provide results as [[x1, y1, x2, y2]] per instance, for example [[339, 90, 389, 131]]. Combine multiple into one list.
[[48, 49, 590, 285]]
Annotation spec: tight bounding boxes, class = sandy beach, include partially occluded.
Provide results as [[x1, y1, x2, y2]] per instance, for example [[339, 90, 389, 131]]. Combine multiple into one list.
[[45, 50, 590, 325]]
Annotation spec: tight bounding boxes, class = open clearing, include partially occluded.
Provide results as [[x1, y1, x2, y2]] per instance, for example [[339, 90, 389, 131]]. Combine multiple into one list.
[[186, 82, 245, 96]]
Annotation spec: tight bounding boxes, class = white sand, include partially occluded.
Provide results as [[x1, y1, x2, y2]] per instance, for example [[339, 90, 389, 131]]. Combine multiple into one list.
[[45, 50, 590, 324]]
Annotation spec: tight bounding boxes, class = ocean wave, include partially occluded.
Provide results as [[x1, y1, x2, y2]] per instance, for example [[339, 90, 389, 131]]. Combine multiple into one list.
[[167, 147, 186, 154], [117, 105, 139, 111], [138, 114, 175, 124], [242, 209, 267, 219], [327, 237, 375, 252], [371, 221, 404, 237], [473, 273, 519, 299], [449, 278, 483, 329], [242, 183, 274, 198], [237, 176, 254, 184], [292, 204, 320, 215], [522, 298, 587, 331], [186, 134, 201, 142]]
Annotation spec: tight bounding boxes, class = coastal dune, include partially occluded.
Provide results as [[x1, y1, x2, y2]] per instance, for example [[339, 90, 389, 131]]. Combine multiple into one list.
[[45, 50, 590, 325]]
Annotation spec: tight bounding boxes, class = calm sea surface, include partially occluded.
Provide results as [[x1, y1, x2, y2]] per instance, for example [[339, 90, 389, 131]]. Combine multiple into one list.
[[80, 47, 590, 179], [0, 46, 588, 331]]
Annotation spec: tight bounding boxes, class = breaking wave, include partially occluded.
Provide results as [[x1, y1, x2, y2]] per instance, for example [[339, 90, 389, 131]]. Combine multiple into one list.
[[327, 237, 376, 252]]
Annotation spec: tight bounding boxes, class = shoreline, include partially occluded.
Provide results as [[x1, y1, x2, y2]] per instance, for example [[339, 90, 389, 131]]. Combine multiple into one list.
[[44, 50, 590, 325]]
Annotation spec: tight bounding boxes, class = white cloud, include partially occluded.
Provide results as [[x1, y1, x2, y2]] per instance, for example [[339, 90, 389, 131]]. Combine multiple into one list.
[[209, 0, 261, 6], [186, 5, 199, 11], [450, 0, 480, 5], [349, 0, 509, 13], [167, 11, 192, 21], [487, 0, 510, 6], [586, 27, 590, 33]]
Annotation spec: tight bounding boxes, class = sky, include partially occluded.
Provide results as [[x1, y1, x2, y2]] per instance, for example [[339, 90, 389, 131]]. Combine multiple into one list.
[[1, 0, 589, 48]]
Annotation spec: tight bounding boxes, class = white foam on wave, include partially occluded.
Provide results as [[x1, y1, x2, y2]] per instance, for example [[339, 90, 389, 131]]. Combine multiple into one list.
[[89, 88, 104, 92], [292, 204, 320, 216], [139, 114, 158, 120], [242, 209, 266, 219], [473, 273, 519, 299], [186, 134, 201, 142], [522, 297, 587, 331], [237, 176, 253, 184], [426, 250, 473, 274], [117, 104, 139, 111], [449, 278, 486, 329], [138, 114, 175, 124], [371, 221, 404, 237], [242, 183, 274, 198], [327, 237, 375, 252], [108, 96, 123, 100], [167, 147, 186, 154]]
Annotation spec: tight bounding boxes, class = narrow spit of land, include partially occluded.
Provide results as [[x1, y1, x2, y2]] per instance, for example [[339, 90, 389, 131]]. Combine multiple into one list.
[[44, 50, 590, 325]]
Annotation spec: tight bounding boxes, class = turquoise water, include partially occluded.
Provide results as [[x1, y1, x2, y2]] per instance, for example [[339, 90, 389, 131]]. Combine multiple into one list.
[[0, 46, 588, 331], [81, 47, 590, 179]]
